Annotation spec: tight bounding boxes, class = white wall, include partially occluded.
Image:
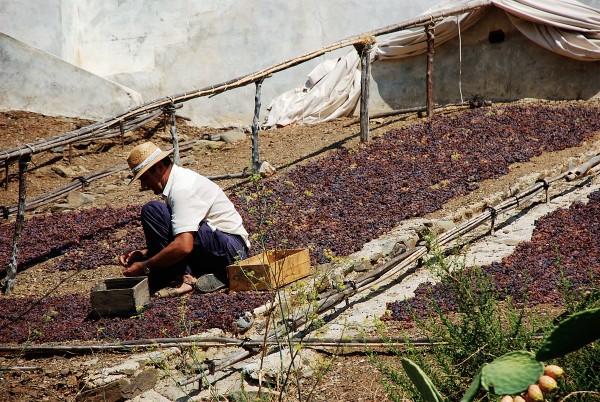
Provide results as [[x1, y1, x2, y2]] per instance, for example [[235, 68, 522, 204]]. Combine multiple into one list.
[[0, 0, 440, 126], [1, 0, 599, 126]]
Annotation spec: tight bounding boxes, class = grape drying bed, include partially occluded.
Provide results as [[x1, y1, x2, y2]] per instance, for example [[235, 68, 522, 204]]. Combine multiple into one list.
[[385, 189, 599, 324], [0, 104, 599, 343]]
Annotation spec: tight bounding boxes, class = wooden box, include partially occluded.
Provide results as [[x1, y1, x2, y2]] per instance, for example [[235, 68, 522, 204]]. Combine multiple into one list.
[[91, 277, 151, 317], [227, 248, 311, 291]]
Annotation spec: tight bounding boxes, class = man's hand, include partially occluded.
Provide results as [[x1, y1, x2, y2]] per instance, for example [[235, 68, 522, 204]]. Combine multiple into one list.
[[119, 249, 147, 267], [123, 261, 145, 277]]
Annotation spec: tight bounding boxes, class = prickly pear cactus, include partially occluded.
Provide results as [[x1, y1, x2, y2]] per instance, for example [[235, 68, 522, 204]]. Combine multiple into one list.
[[480, 351, 543, 395], [536, 307, 600, 361], [401, 358, 445, 402]]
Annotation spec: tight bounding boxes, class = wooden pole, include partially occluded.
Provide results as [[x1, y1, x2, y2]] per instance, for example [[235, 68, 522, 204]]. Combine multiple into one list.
[[355, 38, 374, 142], [166, 104, 180, 165], [426, 22, 435, 118], [3, 162, 8, 190], [119, 120, 125, 149], [2, 156, 30, 295], [252, 79, 264, 174]]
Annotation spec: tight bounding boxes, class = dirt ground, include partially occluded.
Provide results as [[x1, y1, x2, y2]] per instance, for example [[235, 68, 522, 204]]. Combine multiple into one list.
[[1, 98, 599, 401]]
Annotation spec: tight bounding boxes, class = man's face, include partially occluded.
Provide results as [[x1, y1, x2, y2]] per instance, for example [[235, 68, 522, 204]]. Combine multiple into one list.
[[139, 163, 164, 195]]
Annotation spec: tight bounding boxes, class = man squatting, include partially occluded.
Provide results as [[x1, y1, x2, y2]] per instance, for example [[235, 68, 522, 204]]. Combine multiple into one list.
[[119, 141, 250, 298]]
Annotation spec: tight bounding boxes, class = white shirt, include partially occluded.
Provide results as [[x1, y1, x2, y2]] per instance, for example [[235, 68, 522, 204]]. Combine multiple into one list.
[[162, 164, 250, 248]]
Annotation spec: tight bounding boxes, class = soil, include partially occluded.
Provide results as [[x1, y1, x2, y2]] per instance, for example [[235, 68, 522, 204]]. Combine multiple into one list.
[[0, 98, 599, 401]]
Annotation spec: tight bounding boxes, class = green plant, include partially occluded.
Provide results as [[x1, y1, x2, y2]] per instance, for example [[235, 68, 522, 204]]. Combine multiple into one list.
[[402, 306, 600, 401], [377, 234, 599, 401]]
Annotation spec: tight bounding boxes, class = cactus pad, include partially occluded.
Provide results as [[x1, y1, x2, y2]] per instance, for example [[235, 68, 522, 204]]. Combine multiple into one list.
[[481, 351, 543, 395], [401, 358, 445, 402], [536, 307, 600, 361]]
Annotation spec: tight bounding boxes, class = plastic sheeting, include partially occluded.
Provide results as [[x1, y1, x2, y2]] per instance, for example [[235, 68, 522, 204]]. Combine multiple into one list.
[[264, 0, 600, 128]]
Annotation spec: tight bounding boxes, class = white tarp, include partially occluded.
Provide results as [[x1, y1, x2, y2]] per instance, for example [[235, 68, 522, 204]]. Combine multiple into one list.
[[264, 0, 600, 128], [264, 52, 361, 127]]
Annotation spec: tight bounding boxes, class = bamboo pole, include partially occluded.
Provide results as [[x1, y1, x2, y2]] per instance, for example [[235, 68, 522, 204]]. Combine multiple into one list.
[[0, 110, 161, 164], [252, 79, 264, 174], [566, 154, 600, 181], [1, 156, 30, 295], [0, 141, 262, 221], [0, 336, 446, 357]]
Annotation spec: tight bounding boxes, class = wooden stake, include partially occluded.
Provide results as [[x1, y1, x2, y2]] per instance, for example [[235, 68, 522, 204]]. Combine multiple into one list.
[[3, 162, 8, 190], [426, 22, 435, 118], [252, 79, 264, 174], [119, 120, 125, 149], [2, 156, 30, 295], [355, 38, 374, 142], [166, 104, 180, 165]]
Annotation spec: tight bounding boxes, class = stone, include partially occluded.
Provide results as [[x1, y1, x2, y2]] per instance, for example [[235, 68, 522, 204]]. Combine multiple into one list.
[[132, 347, 181, 369], [235, 311, 255, 332], [66, 191, 95, 207], [195, 139, 225, 150], [51, 203, 76, 213], [259, 161, 276, 177], [242, 348, 320, 384], [179, 155, 196, 166], [352, 259, 371, 272], [220, 129, 246, 144], [101, 360, 140, 376], [78, 369, 159, 402], [51, 165, 77, 178]]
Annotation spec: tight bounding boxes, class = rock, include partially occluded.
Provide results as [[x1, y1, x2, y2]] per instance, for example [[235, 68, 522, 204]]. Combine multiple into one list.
[[259, 161, 276, 177], [157, 131, 189, 142], [220, 129, 246, 144], [51, 203, 76, 213], [179, 155, 196, 166], [242, 348, 320, 384], [352, 259, 371, 272], [132, 347, 181, 369], [66, 191, 95, 207], [78, 369, 159, 402], [424, 219, 455, 234], [193, 139, 225, 151], [51, 165, 77, 178], [235, 311, 255, 333]]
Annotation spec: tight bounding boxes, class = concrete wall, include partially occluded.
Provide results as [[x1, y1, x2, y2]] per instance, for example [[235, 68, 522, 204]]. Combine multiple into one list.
[[0, 33, 142, 120], [369, 6, 600, 111], [1, 1, 599, 126]]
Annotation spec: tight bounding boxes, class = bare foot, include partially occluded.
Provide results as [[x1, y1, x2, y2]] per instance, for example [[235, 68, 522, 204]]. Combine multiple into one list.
[[153, 275, 195, 298]]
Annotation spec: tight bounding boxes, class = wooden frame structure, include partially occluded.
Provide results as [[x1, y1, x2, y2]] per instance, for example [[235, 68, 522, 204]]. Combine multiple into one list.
[[0, 0, 491, 294]]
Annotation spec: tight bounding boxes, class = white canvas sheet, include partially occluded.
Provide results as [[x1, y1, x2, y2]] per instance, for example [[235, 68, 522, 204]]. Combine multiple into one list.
[[264, 0, 600, 128]]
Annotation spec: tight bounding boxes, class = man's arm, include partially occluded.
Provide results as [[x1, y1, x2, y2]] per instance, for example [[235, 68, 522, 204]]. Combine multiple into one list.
[[122, 232, 194, 277]]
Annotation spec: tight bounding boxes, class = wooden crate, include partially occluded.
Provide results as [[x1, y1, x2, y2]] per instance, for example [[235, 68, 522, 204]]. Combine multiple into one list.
[[91, 277, 151, 317], [227, 248, 310, 291]]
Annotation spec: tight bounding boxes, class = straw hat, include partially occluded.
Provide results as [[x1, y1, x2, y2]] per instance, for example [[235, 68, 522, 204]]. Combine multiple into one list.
[[127, 141, 174, 184]]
